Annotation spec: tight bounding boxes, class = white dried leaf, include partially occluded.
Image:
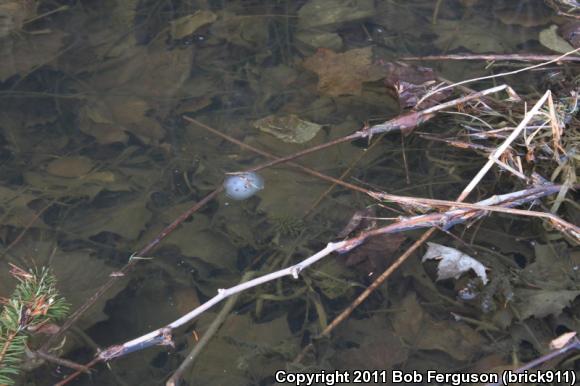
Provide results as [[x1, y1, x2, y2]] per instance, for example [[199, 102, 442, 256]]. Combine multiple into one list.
[[550, 331, 577, 349], [422, 242, 488, 284]]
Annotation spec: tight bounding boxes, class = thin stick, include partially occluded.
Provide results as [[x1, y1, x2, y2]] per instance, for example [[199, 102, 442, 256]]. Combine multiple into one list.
[[415, 47, 580, 108], [1, 201, 53, 257], [184, 117, 579, 232], [366, 85, 511, 136], [184, 116, 368, 195], [304, 132, 387, 217], [402, 54, 580, 62], [293, 229, 435, 363], [55, 358, 100, 386], [98, 241, 347, 361], [43, 187, 224, 350], [31, 349, 91, 374], [185, 84, 511, 174]]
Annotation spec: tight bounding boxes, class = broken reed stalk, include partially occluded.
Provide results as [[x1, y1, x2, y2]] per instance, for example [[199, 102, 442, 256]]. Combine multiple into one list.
[[194, 84, 511, 174], [94, 184, 562, 362]]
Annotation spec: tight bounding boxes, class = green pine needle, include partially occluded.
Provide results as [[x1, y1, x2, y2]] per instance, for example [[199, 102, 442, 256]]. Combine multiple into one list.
[[0, 266, 69, 385]]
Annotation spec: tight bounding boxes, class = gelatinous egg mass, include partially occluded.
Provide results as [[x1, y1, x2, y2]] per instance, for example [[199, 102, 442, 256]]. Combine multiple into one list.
[[223, 172, 264, 200]]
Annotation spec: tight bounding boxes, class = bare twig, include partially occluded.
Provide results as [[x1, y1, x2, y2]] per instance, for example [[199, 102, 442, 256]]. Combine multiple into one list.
[[402, 54, 580, 62], [166, 272, 254, 386], [43, 187, 224, 350], [415, 47, 580, 109], [31, 349, 91, 374]]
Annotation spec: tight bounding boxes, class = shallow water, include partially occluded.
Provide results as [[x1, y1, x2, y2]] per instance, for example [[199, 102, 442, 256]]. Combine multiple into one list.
[[0, 0, 577, 385]]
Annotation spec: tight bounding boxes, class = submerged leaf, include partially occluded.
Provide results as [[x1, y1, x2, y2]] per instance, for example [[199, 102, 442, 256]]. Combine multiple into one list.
[[514, 289, 580, 319], [63, 197, 151, 240], [192, 314, 296, 385], [0, 241, 125, 330], [422, 242, 488, 284], [539, 25, 575, 54], [297, 0, 374, 29], [303, 47, 386, 96], [0, 30, 66, 81], [392, 294, 483, 360], [47, 156, 94, 178], [335, 317, 409, 370]]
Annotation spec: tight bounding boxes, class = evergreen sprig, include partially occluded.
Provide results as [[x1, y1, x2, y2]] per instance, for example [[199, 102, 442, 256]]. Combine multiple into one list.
[[0, 265, 68, 385]]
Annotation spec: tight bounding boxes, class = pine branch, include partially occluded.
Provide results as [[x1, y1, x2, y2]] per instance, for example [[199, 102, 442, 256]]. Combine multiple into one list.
[[0, 265, 68, 385]]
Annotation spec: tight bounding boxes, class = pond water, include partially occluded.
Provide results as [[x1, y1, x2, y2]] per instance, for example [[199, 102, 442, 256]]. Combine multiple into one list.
[[0, 0, 578, 385]]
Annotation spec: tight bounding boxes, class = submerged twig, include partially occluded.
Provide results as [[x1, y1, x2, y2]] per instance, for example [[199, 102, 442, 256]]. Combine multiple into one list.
[[43, 187, 224, 350], [166, 272, 254, 386]]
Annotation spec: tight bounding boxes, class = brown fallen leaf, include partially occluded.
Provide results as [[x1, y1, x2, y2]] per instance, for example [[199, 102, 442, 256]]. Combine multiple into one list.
[[302, 47, 386, 96]]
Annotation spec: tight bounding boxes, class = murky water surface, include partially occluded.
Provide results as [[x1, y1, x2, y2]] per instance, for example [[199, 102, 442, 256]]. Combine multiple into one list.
[[0, 0, 578, 385]]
